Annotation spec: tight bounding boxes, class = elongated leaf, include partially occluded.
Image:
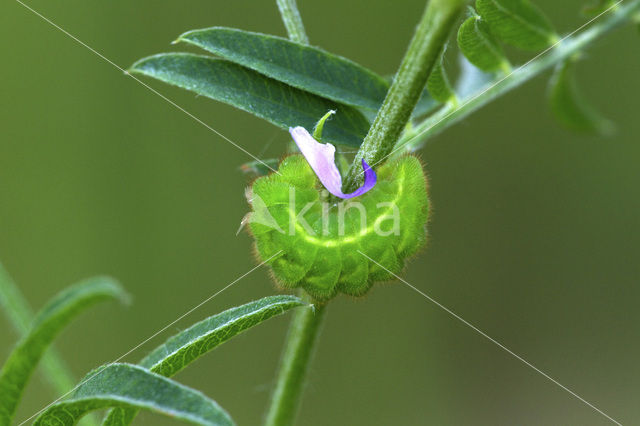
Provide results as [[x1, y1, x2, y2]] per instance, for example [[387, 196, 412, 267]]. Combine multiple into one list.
[[177, 27, 390, 111], [458, 15, 511, 73], [0, 262, 78, 395], [548, 60, 613, 135], [131, 53, 370, 147], [33, 364, 234, 426], [102, 295, 306, 426], [476, 0, 558, 50], [141, 295, 305, 374], [0, 277, 127, 425], [426, 55, 456, 104]]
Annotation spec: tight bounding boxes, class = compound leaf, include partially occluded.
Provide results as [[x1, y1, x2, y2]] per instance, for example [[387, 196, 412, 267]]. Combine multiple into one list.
[[458, 15, 511, 73], [102, 295, 306, 426], [0, 277, 127, 425], [33, 364, 234, 426], [177, 27, 389, 111], [548, 59, 613, 135], [131, 53, 370, 147], [476, 0, 558, 50]]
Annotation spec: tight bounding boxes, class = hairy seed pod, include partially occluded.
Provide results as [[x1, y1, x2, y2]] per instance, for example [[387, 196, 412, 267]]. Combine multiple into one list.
[[245, 155, 429, 301]]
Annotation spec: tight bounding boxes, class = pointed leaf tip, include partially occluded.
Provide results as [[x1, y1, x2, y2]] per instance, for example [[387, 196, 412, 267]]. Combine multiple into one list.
[[427, 54, 457, 104], [101, 295, 305, 426]]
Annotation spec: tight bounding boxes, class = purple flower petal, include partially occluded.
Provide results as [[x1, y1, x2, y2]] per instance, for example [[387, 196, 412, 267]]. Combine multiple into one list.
[[289, 126, 377, 199]]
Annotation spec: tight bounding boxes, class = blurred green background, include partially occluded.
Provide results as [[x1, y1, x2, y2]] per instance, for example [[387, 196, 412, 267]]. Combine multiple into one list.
[[1, 1, 639, 425]]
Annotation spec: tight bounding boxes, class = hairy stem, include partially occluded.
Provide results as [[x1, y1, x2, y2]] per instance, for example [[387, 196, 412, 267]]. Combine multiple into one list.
[[276, 0, 309, 44], [0, 263, 97, 426], [343, 0, 468, 191], [264, 297, 326, 426], [397, 0, 640, 153]]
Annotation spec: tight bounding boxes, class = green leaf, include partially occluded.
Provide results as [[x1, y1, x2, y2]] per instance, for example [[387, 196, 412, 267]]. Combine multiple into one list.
[[426, 54, 456, 104], [458, 15, 511, 73], [476, 0, 558, 50], [0, 262, 78, 393], [33, 364, 234, 426], [177, 27, 390, 111], [0, 277, 127, 425], [130, 53, 371, 147], [141, 295, 305, 374], [102, 295, 305, 426], [548, 59, 613, 135]]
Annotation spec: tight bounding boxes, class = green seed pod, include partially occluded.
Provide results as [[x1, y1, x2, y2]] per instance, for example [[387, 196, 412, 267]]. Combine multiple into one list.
[[245, 155, 429, 301]]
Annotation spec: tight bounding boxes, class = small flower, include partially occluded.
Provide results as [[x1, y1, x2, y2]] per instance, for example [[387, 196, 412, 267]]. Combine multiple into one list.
[[289, 126, 377, 199]]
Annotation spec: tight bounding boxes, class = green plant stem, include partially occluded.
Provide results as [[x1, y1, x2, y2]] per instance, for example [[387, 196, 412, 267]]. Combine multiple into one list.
[[343, 0, 468, 192], [397, 0, 640, 153], [276, 0, 309, 44], [0, 263, 97, 426], [265, 8, 324, 426], [264, 296, 326, 426]]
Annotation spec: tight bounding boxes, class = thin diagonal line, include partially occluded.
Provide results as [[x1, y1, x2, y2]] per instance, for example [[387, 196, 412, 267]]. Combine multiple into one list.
[[357, 250, 622, 425], [13, 0, 279, 175], [365, 0, 624, 173], [17, 250, 282, 425]]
